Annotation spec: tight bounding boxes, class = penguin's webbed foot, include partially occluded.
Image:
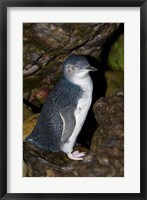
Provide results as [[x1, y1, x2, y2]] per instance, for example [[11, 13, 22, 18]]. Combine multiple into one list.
[[67, 151, 86, 160]]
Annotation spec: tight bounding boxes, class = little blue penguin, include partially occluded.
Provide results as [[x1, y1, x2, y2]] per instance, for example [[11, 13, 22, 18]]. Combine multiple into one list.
[[25, 54, 97, 160]]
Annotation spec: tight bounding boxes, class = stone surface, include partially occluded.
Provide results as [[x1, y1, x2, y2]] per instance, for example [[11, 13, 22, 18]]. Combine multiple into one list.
[[68, 147, 123, 177], [23, 104, 33, 122], [68, 88, 124, 177], [23, 160, 28, 177], [91, 89, 124, 151], [23, 142, 89, 177], [23, 23, 120, 107], [23, 113, 39, 140]]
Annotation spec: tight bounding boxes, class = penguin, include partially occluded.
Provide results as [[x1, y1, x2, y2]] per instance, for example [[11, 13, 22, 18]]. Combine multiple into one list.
[[24, 55, 97, 160]]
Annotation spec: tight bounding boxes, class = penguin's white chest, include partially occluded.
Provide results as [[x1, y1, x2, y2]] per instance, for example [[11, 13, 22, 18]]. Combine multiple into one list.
[[70, 76, 93, 140], [60, 75, 93, 153], [75, 76, 93, 122]]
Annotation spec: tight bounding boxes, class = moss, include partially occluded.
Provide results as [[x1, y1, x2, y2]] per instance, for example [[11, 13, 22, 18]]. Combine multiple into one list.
[[108, 34, 124, 71], [54, 49, 65, 56], [105, 70, 124, 96]]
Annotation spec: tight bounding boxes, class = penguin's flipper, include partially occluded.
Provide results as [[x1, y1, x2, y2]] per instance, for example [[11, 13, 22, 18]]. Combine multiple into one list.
[[60, 106, 76, 143]]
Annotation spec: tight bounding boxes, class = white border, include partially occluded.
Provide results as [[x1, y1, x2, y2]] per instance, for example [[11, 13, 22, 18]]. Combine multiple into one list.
[[7, 7, 140, 193]]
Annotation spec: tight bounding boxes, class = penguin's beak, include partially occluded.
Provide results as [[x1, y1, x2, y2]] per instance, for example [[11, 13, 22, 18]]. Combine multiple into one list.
[[86, 65, 98, 71]]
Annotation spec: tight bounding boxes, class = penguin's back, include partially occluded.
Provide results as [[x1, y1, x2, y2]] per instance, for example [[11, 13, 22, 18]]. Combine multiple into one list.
[[25, 78, 83, 152]]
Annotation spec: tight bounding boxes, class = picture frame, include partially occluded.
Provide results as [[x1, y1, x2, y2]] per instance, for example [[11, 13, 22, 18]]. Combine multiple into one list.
[[0, 0, 146, 199]]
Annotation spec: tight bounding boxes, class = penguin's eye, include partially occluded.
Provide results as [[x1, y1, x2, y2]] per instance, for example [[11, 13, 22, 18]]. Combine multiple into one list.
[[74, 64, 79, 68]]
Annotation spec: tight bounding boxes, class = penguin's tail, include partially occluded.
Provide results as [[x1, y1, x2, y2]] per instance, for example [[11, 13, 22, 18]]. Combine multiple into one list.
[[24, 135, 34, 143], [23, 134, 58, 152], [24, 135, 44, 149]]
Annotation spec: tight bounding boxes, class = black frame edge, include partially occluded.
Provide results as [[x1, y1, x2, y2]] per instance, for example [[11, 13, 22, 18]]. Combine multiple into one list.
[[140, 1, 147, 200], [0, 1, 7, 200], [1, 0, 146, 7], [0, 0, 146, 200], [0, 193, 143, 200]]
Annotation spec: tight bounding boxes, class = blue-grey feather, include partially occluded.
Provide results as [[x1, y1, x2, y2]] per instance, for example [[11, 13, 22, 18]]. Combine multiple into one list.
[[25, 77, 83, 152]]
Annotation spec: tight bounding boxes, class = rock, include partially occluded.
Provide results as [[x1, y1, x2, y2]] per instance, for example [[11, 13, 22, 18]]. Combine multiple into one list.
[[66, 89, 124, 177], [23, 141, 89, 177], [23, 104, 33, 121], [68, 147, 124, 177], [23, 160, 28, 177], [23, 23, 120, 106], [27, 87, 49, 108], [23, 23, 118, 61], [27, 162, 34, 177], [91, 89, 124, 151], [108, 34, 124, 71], [23, 64, 40, 77], [105, 70, 124, 96], [23, 113, 39, 140], [46, 169, 56, 177]]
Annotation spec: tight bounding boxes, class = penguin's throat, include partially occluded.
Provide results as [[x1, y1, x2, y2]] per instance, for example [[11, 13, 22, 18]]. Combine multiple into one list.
[[66, 71, 89, 82], [71, 75, 93, 93]]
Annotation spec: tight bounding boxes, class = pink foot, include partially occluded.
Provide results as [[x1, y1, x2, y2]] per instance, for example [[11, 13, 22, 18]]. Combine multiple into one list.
[[67, 151, 86, 160]]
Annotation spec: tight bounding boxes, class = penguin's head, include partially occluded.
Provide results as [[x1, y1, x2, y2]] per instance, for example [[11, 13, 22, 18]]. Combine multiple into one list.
[[63, 55, 97, 79]]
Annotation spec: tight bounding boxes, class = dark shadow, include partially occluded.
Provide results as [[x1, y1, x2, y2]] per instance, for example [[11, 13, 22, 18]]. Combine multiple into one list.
[[100, 23, 124, 71], [23, 98, 43, 114]]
